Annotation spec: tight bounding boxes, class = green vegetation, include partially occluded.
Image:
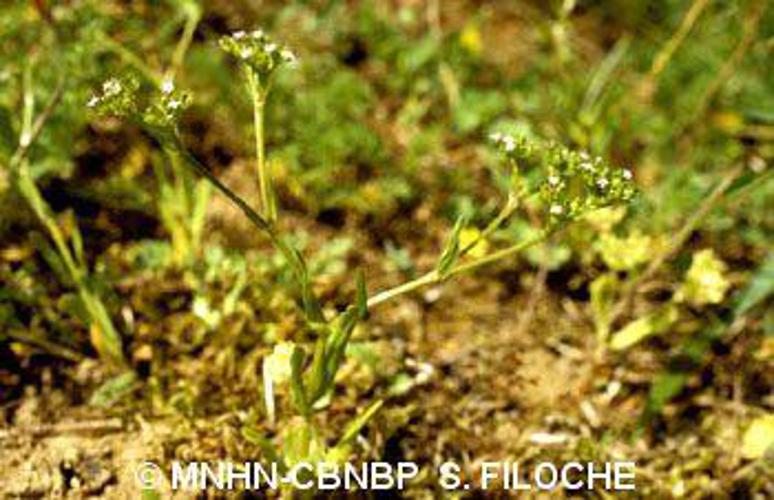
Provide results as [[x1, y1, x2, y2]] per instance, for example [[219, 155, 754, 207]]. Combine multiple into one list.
[[1, 0, 772, 497]]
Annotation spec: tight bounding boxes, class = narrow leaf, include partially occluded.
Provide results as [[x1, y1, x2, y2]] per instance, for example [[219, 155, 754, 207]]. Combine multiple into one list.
[[336, 399, 384, 448], [734, 253, 774, 316], [289, 346, 310, 417], [436, 214, 467, 279], [356, 269, 368, 320]]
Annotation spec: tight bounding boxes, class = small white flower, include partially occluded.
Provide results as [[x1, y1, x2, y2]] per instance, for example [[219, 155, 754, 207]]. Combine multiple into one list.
[[102, 78, 122, 97], [548, 175, 561, 187], [233, 30, 247, 40], [86, 95, 100, 108], [280, 49, 297, 65], [489, 132, 503, 142], [579, 151, 590, 160], [580, 162, 593, 172], [250, 29, 265, 39], [622, 169, 633, 180], [502, 136, 516, 152], [550, 204, 564, 215], [167, 99, 181, 110], [596, 177, 609, 189], [161, 79, 175, 95], [264, 43, 277, 53], [240, 46, 255, 59]]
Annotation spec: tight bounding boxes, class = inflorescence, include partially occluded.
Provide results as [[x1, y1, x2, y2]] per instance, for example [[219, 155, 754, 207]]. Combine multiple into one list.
[[490, 132, 636, 225], [219, 29, 297, 91], [87, 75, 190, 130]]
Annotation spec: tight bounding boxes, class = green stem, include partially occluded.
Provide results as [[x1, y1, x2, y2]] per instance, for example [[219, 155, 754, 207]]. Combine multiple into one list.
[[367, 229, 551, 308], [459, 193, 520, 257], [170, 5, 201, 77], [172, 140, 323, 322], [249, 75, 275, 222], [8, 72, 124, 366]]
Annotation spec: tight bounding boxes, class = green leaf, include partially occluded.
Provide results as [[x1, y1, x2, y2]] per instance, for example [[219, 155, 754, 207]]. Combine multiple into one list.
[[323, 308, 360, 387], [89, 370, 137, 408], [336, 399, 384, 449], [0, 106, 16, 157], [590, 272, 619, 343], [283, 419, 325, 465], [609, 304, 679, 351], [645, 371, 689, 418], [289, 346, 310, 417], [241, 426, 285, 471], [436, 214, 467, 279], [356, 269, 368, 320], [734, 253, 774, 316]]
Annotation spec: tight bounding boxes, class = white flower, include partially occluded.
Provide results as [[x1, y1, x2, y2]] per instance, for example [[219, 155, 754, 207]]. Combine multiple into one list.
[[548, 175, 561, 187], [86, 95, 100, 108], [280, 49, 297, 65], [596, 177, 609, 189], [240, 46, 255, 59], [502, 136, 516, 152], [233, 30, 246, 40], [489, 132, 503, 142], [580, 162, 593, 172], [102, 78, 122, 97], [167, 99, 181, 110], [250, 29, 265, 39], [550, 204, 564, 215], [265, 43, 277, 53], [622, 169, 633, 180], [161, 79, 175, 94]]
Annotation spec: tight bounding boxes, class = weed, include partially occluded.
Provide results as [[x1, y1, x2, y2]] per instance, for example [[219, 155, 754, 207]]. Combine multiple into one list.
[[89, 25, 636, 488]]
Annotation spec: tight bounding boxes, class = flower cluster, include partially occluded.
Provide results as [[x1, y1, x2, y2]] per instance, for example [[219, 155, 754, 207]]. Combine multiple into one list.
[[86, 76, 140, 117], [219, 29, 297, 90], [87, 76, 190, 130], [490, 133, 636, 225], [489, 132, 534, 159], [143, 78, 191, 128]]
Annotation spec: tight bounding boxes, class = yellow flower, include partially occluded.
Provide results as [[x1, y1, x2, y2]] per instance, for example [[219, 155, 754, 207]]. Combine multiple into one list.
[[459, 23, 483, 56], [459, 228, 489, 258], [675, 249, 730, 307], [597, 231, 652, 271]]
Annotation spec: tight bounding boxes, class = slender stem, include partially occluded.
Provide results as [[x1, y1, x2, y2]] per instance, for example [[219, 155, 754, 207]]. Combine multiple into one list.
[[7, 71, 125, 366], [9, 81, 65, 170], [248, 74, 275, 222], [647, 0, 710, 80], [7, 330, 83, 362], [367, 229, 551, 308], [460, 193, 520, 257], [170, 6, 201, 77]]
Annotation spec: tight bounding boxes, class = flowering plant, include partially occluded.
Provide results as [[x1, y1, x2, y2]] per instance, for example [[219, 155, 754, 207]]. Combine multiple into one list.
[[89, 28, 638, 490]]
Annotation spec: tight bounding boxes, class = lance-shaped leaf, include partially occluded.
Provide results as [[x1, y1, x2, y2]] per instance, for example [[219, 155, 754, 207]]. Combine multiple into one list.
[[356, 269, 368, 320], [334, 399, 384, 453], [289, 346, 310, 417], [436, 214, 467, 279], [241, 426, 286, 473]]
